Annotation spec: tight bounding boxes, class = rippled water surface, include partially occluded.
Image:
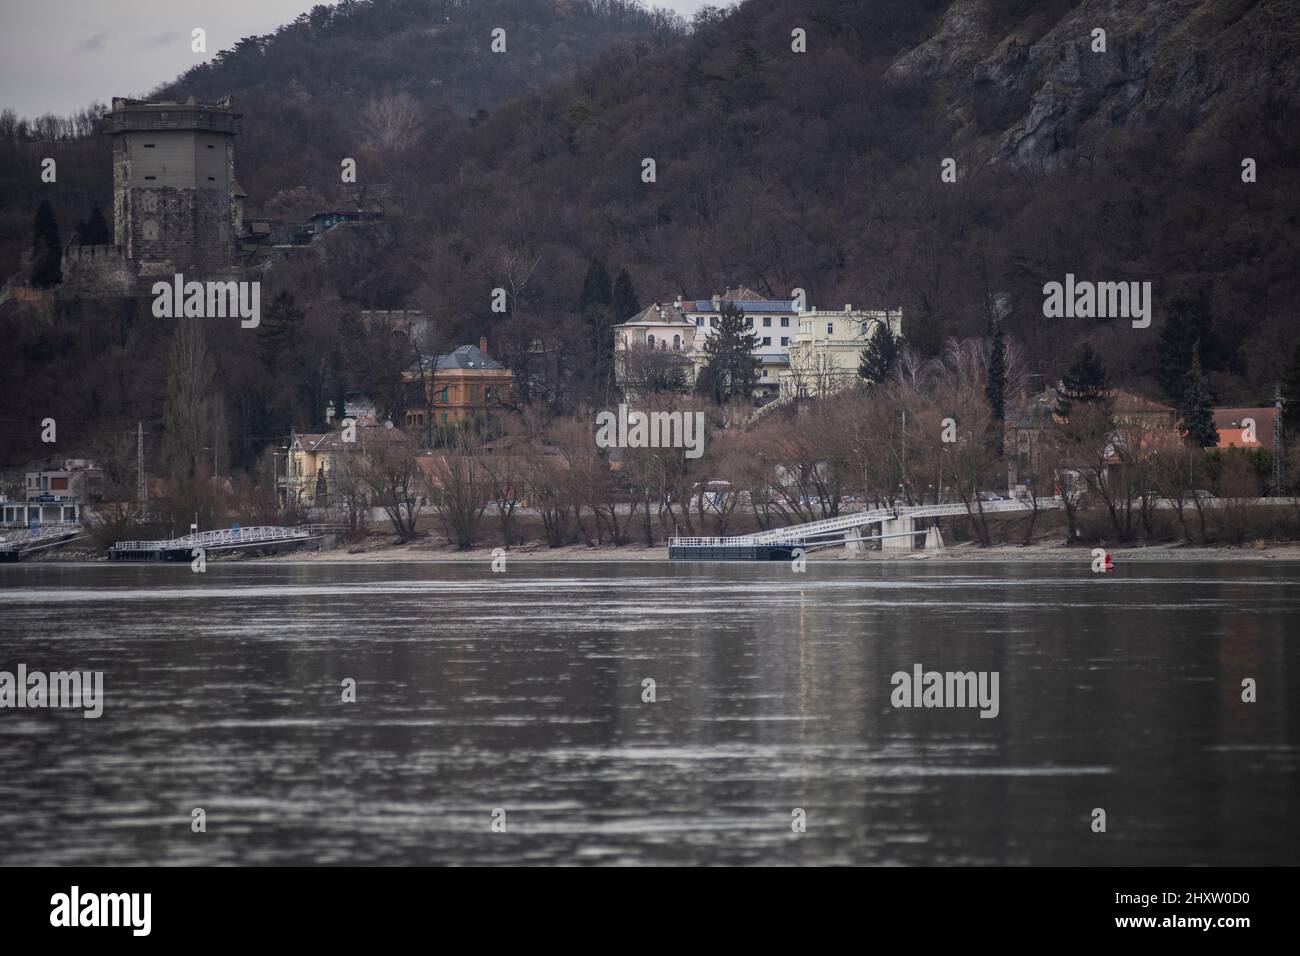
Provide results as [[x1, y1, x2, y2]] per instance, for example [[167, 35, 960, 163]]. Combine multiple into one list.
[[1, 560, 1297, 865]]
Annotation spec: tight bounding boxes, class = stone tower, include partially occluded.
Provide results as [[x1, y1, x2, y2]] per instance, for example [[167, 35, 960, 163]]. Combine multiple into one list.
[[107, 96, 242, 277]]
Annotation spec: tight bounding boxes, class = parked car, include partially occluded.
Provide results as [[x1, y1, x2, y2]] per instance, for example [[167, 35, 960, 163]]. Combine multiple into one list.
[[1191, 489, 1217, 500], [977, 491, 1006, 502]]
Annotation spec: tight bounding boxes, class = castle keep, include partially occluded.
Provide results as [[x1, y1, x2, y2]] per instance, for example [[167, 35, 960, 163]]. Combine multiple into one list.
[[107, 97, 243, 277]]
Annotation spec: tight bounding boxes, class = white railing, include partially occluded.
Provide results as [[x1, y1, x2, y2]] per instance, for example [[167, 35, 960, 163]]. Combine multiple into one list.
[[0, 522, 84, 550], [671, 497, 1060, 548], [110, 525, 312, 552]]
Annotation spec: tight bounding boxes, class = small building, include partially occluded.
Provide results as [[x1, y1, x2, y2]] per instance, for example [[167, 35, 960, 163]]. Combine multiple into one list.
[[1213, 407, 1276, 450], [402, 339, 514, 429], [282, 425, 410, 508], [2, 459, 102, 526], [306, 209, 384, 236]]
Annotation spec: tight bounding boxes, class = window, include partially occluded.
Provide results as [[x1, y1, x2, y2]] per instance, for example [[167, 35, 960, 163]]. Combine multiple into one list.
[[827, 323, 834, 335], [695, 317, 702, 326], [763, 317, 772, 327], [486, 386, 494, 402], [781, 317, 789, 327], [709, 316, 717, 328], [780, 336, 789, 346], [206, 144, 215, 149], [761, 336, 771, 346], [144, 144, 155, 148], [441, 412, 448, 424], [673, 335, 681, 350], [207, 176, 215, 181], [144, 175, 156, 180], [439, 386, 449, 403], [647, 334, 655, 348]]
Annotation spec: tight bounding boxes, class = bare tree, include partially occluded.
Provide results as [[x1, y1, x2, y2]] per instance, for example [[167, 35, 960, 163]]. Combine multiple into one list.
[[425, 436, 491, 549], [360, 91, 424, 154], [162, 322, 221, 480], [353, 433, 423, 540]]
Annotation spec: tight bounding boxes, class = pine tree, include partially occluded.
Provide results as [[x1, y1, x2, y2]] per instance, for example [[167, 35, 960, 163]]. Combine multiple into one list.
[[858, 319, 899, 384], [77, 204, 111, 246], [1155, 293, 1213, 406], [696, 302, 760, 404], [30, 199, 62, 288], [1055, 343, 1110, 417], [330, 349, 348, 425], [258, 291, 305, 365], [611, 268, 640, 321], [1178, 344, 1219, 448], [576, 259, 611, 313], [986, 327, 1006, 422]]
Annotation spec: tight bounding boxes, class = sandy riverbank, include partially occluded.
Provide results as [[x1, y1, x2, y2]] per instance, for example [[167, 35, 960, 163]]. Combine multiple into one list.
[[21, 536, 1300, 565], [247, 537, 1300, 564]]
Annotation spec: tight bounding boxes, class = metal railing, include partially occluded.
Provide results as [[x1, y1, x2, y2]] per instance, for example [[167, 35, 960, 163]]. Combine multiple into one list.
[[110, 525, 312, 552], [0, 522, 84, 550], [671, 498, 1059, 548]]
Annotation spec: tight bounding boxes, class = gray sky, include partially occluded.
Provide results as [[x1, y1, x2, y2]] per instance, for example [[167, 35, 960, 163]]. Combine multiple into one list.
[[0, 0, 712, 118]]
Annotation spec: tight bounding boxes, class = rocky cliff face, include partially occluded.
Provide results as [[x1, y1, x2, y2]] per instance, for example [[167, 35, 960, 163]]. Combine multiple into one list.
[[888, 0, 1300, 170]]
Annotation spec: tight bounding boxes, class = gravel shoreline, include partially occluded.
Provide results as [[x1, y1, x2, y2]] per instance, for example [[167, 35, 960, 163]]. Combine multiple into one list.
[[20, 539, 1300, 565]]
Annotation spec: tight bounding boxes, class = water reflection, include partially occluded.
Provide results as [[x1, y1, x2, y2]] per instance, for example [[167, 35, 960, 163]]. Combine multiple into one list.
[[0, 560, 1296, 865]]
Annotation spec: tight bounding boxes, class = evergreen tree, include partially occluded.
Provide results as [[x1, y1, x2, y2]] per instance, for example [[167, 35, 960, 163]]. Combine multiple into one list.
[[858, 319, 899, 384], [1055, 343, 1110, 417], [696, 302, 760, 404], [258, 291, 305, 365], [30, 200, 62, 288], [576, 259, 612, 312], [985, 327, 1006, 422], [1155, 293, 1213, 406], [76, 204, 111, 246], [330, 349, 348, 425], [1178, 344, 1219, 448], [611, 268, 641, 321]]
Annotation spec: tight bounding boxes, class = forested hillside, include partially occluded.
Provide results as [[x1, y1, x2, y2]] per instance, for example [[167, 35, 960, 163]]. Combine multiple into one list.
[[2, 0, 1299, 474]]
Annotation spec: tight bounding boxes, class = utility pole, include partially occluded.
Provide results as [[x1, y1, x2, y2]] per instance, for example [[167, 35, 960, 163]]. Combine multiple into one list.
[[136, 422, 145, 510], [901, 409, 907, 502], [1275, 382, 1285, 496]]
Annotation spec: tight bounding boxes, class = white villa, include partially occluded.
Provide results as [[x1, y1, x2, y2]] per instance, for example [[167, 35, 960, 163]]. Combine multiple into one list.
[[779, 305, 902, 399], [612, 286, 901, 400]]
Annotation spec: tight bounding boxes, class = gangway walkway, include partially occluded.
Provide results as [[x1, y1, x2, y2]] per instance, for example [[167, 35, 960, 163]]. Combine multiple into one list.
[[108, 524, 342, 561], [0, 523, 87, 561], [669, 498, 1058, 559]]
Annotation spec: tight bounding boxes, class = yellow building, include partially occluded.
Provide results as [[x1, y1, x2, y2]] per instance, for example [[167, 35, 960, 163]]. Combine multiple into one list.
[[282, 425, 408, 507], [779, 307, 902, 399]]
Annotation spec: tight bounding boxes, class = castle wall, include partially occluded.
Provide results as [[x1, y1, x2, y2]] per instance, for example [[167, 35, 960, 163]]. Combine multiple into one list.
[[60, 244, 131, 295]]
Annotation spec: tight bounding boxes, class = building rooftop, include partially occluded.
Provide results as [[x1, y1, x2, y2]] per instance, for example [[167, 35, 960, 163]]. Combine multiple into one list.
[[106, 96, 241, 134], [1214, 407, 1276, 449]]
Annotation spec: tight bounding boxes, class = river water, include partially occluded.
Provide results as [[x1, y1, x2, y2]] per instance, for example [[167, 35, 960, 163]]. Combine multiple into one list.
[[1, 560, 1296, 865]]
